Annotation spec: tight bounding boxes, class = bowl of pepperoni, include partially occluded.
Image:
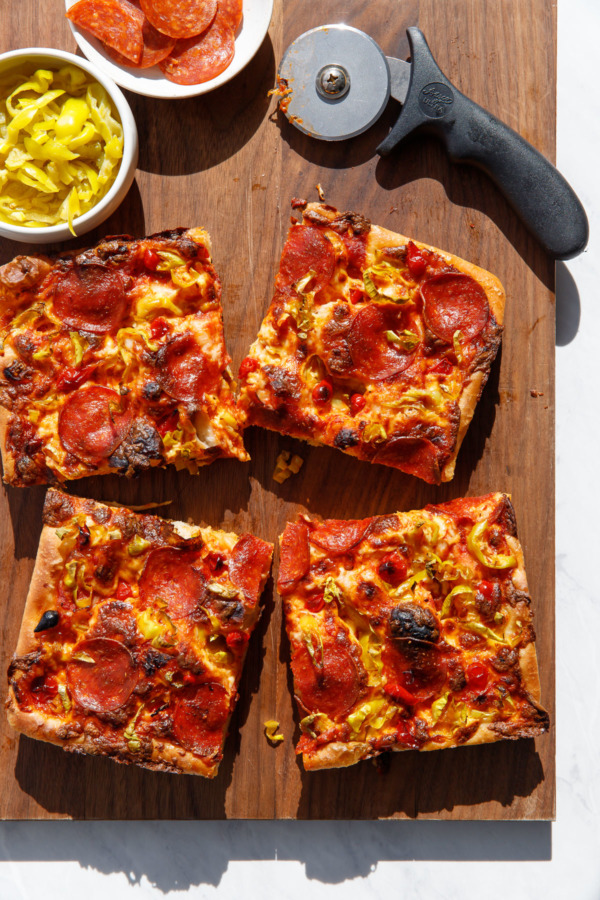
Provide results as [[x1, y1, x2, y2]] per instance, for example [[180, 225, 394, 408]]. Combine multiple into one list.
[[65, 0, 274, 98]]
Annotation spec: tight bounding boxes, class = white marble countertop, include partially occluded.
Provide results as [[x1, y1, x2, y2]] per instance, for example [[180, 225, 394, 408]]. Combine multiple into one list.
[[1, 0, 599, 897]]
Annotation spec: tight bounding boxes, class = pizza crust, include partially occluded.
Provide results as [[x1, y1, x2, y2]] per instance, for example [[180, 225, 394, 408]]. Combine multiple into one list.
[[0, 405, 15, 484], [5, 700, 221, 777], [302, 740, 373, 770], [13, 525, 64, 656]]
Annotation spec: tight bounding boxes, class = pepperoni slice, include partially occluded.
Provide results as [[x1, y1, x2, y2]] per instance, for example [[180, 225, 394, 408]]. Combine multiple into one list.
[[140, 0, 217, 39], [218, 0, 243, 33], [172, 683, 230, 757], [277, 523, 310, 594], [348, 305, 415, 381], [382, 641, 447, 702], [156, 333, 218, 403], [59, 386, 132, 462], [51, 263, 129, 334], [421, 273, 489, 344], [373, 435, 442, 484], [291, 640, 361, 720], [139, 547, 205, 618], [159, 17, 234, 85], [91, 600, 136, 644], [309, 518, 374, 556], [278, 225, 336, 293], [66, 638, 137, 713], [228, 534, 272, 604], [105, 1, 175, 67], [67, 0, 143, 63]]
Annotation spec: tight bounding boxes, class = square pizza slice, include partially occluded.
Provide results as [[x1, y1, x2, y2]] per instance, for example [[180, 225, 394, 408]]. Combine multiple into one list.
[[238, 202, 505, 484], [278, 493, 549, 771], [0, 227, 248, 486], [6, 489, 273, 778]]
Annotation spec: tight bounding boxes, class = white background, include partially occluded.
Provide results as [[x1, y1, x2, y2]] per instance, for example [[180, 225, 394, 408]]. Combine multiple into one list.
[[1, 0, 598, 896]]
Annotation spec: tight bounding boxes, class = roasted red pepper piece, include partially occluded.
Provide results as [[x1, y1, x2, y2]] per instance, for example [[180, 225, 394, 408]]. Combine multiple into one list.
[[150, 316, 169, 340], [226, 631, 249, 653], [157, 410, 179, 437], [350, 393, 366, 415], [116, 580, 134, 601], [239, 356, 259, 379], [55, 363, 96, 393], [144, 248, 161, 271], [466, 662, 489, 691], [312, 380, 333, 404], [406, 241, 427, 279], [384, 681, 417, 706]]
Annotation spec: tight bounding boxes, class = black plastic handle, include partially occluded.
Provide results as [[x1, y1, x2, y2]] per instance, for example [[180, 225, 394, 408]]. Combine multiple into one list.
[[377, 28, 588, 260]]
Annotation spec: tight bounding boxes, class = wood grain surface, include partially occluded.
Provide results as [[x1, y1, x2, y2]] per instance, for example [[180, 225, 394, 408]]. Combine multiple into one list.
[[0, 0, 556, 819]]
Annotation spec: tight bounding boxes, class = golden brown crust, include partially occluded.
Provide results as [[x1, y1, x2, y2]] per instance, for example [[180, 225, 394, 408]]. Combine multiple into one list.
[[13, 525, 63, 657], [4, 699, 219, 777], [518, 642, 543, 704], [0, 405, 15, 484], [442, 369, 487, 481], [302, 740, 373, 770]]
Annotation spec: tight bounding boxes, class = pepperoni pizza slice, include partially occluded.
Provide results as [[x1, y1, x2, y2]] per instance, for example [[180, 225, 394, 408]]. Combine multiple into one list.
[[6, 489, 273, 777], [0, 228, 248, 486], [278, 493, 549, 771], [238, 202, 505, 484]]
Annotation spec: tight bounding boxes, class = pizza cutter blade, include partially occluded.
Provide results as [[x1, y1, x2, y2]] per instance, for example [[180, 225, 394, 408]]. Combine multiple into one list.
[[277, 24, 588, 260]]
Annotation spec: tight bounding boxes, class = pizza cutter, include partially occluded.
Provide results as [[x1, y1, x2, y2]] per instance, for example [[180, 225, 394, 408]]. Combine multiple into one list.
[[278, 24, 588, 260]]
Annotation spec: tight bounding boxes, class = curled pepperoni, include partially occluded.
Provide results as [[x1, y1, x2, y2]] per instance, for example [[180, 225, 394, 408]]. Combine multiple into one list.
[[229, 534, 272, 605], [105, 1, 175, 68], [278, 225, 336, 293], [140, 0, 217, 39], [66, 638, 137, 713], [139, 547, 205, 619], [348, 305, 414, 381], [172, 683, 230, 757], [160, 17, 235, 85], [156, 333, 218, 403], [382, 640, 447, 702], [421, 273, 489, 344], [67, 0, 144, 63], [373, 435, 442, 484], [277, 523, 310, 595], [309, 518, 374, 556], [291, 640, 361, 720], [59, 386, 132, 462], [218, 0, 243, 32], [51, 263, 129, 334]]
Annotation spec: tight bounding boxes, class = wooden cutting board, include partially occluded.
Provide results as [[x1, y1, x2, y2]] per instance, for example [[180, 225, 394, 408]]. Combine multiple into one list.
[[0, 0, 555, 819]]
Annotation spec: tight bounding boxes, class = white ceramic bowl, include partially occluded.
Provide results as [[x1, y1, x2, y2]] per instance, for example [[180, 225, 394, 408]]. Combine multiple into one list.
[[0, 47, 138, 245], [65, 0, 274, 99]]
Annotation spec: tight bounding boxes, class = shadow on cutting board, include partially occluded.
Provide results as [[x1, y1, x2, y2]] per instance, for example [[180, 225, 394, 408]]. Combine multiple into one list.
[[131, 34, 276, 177]]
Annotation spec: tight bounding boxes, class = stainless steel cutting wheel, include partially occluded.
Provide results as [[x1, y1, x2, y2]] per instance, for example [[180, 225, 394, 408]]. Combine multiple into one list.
[[278, 24, 391, 141]]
